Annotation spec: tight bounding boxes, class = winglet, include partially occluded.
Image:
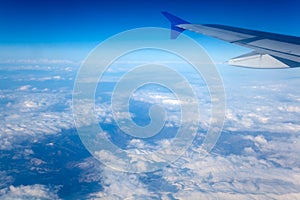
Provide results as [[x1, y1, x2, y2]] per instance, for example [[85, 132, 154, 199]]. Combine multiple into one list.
[[162, 12, 190, 39]]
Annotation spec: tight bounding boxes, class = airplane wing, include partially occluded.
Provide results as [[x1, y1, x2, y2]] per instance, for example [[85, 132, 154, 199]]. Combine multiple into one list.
[[162, 12, 300, 68]]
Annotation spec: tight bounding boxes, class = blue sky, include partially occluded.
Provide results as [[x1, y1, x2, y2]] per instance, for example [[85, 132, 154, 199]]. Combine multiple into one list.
[[0, 0, 300, 61]]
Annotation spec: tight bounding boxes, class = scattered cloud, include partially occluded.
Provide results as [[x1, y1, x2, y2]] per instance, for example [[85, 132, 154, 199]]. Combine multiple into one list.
[[18, 85, 31, 91], [0, 184, 61, 200], [0, 58, 75, 65], [0, 89, 74, 150], [88, 167, 157, 199], [1, 61, 300, 199]]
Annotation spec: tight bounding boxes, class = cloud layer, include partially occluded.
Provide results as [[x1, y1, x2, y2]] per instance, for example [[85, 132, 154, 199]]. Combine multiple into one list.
[[1, 61, 300, 199]]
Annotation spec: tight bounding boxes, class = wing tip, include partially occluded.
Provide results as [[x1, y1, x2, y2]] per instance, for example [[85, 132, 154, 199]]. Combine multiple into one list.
[[162, 11, 190, 39]]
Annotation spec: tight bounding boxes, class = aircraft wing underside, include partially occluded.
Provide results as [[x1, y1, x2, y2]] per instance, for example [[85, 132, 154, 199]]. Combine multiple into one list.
[[162, 12, 300, 68]]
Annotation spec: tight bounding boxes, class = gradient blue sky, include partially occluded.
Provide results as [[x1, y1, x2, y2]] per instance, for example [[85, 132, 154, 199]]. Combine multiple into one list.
[[0, 0, 299, 61]]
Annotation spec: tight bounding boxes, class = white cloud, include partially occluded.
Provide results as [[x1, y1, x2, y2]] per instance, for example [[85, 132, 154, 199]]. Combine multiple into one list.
[[1, 58, 75, 65], [0, 184, 61, 200], [71, 70, 300, 198], [88, 167, 157, 199], [86, 141, 300, 199], [243, 134, 268, 147], [278, 105, 300, 113], [173, 191, 300, 200], [163, 152, 300, 199], [1, 60, 300, 199], [0, 172, 14, 189], [0, 90, 74, 150], [29, 75, 64, 82], [18, 85, 31, 91]]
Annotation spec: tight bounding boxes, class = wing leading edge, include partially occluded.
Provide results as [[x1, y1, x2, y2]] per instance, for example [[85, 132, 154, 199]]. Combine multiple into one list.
[[162, 11, 300, 68]]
